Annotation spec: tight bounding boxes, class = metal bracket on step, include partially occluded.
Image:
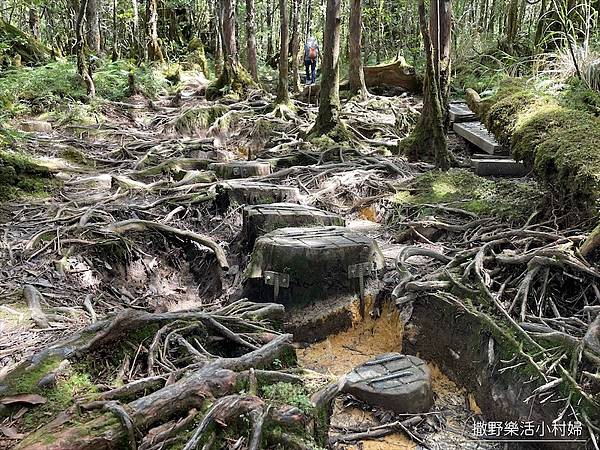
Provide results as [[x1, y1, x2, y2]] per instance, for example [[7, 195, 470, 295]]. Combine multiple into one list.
[[348, 262, 373, 318], [264, 271, 290, 301]]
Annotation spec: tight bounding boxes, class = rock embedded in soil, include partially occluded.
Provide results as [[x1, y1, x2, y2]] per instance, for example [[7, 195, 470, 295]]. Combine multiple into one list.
[[208, 160, 272, 179], [216, 180, 301, 209], [19, 120, 52, 133], [340, 353, 433, 414], [244, 226, 384, 305], [242, 203, 345, 247]]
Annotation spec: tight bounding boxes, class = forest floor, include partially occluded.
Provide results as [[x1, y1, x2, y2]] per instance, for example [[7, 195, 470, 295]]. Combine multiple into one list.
[[0, 71, 598, 449]]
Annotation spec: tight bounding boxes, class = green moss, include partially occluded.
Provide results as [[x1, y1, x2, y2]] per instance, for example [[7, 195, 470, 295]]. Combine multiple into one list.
[[261, 382, 312, 414], [174, 104, 227, 134], [0, 149, 54, 200], [7, 356, 63, 395], [480, 77, 600, 212], [59, 147, 95, 167], [22, 369, 98, 431], [391, 168, 542, 221]]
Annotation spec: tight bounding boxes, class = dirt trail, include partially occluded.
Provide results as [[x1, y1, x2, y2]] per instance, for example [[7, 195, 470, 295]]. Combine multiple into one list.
[[1, 73, 597, 448]]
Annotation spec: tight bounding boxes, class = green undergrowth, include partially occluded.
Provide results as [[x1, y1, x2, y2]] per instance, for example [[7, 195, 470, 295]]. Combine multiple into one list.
[[479, 77, 600, 213], [0, 149, 55, 200], [0, 58, 171, 120], [261, 382, 313, 414], [392, 169, 542, 221], [21, 366, 97, 431]]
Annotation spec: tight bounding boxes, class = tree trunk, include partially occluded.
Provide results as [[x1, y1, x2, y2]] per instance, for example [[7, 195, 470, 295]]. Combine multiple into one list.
[[304, 0, 311, 39], [76, 0, 96, 97], [430, 0, 452, 126], [266, 1, 274, 60], [86, 0, 101, 53], [534, 0, 548, 47], [245, 0, 258, 81], [399, 0, 449, 169], [348, 0, 367, 98], [214, 1, 223, 77], [506, 0, 520, 47], [275, 0, 290, 103], [28, 7, 40, 39], [132, 0, 142, 58], [310, 0, 342, 135], [146, 0, 164, 62], [112, 0, 118, 60], [290, 0, 301, 92]]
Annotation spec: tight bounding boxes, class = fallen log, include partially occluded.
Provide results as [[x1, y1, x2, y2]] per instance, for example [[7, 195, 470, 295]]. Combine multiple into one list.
[[297, 58, 422, 102], [0, 18, 49, 65]]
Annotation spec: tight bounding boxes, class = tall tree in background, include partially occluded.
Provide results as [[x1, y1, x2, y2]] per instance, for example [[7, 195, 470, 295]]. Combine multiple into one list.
[[86, 0, 101, 53], [275, 0, 290, 103], [207, 0, 255, 98], [399, 0, 450, 169], [146, 0, 164, 61], [28, 7, 40, 39], [431, 0, 452, 120], [290, 0, 302, 92], [348, 0, 367, 98], [131, 0, 141, 58], [310, 0, 342, 135], [75, 0, 96, 96], [246, 0, 258, 81]]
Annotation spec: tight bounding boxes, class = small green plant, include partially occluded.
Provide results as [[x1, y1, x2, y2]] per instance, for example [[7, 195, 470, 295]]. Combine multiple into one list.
[[261, 382, 313, 414]]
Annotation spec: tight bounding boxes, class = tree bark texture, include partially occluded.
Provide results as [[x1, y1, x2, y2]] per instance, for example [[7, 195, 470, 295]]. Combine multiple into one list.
[[312, 0, 342, 134], [85, 0, 101, 53], [76, 0, 96, 96], [276, 0, 290, 103], [146, 0, 164, 62], [348, 0, 368, 98], [245, 0, 259, 81], [290, 0, 302, 92]]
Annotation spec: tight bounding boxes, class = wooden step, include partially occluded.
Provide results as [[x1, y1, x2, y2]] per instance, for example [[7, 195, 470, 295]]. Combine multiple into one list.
[[449, 102, 476, 123], [453, 121, 504, 155], [471, 158, 528, 177]]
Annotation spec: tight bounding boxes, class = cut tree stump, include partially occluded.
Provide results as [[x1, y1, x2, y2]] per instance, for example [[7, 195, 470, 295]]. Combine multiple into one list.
[[242, 203, 345, 247], [244, 226, 384, 305], [208, 160, 272, 179], [215, 180, 301, 209], [362, 58, 422, 93], [341, 353, 433, 414]]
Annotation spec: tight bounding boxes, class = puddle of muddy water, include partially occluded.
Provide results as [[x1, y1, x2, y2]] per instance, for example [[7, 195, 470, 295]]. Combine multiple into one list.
[[298, 300, 489, 449]]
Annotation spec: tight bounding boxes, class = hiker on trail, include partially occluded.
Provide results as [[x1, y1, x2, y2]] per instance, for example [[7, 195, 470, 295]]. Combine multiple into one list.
[[304, 36, 319, 85]]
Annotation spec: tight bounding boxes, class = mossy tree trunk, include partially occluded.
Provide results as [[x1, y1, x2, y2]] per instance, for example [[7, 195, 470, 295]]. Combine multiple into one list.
[[0, 18, 49, 64], [75, 0, 96, 97], [430, 0, 452, 127], [146, 0, 164, 62], [400, 0, 450, 169], [207, 0, 255, 99], [275, 0, 290, 104], [310, 0, 342, 135], [245, 0, 259, 81], [28, 7, 40, 39], [348, 0, 368, 99]]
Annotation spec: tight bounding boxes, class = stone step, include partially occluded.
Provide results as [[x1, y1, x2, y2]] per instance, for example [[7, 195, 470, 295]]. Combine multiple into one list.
[[471, 158, 528, 177], [340, 353, 433, 414], [449, 102, 477, 123], [216, 180, 301, 209], [208, 160, 272, 179], [453, 121, 504, 155], [242, 203, 345, 248], [244, 226, 384, 306]]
